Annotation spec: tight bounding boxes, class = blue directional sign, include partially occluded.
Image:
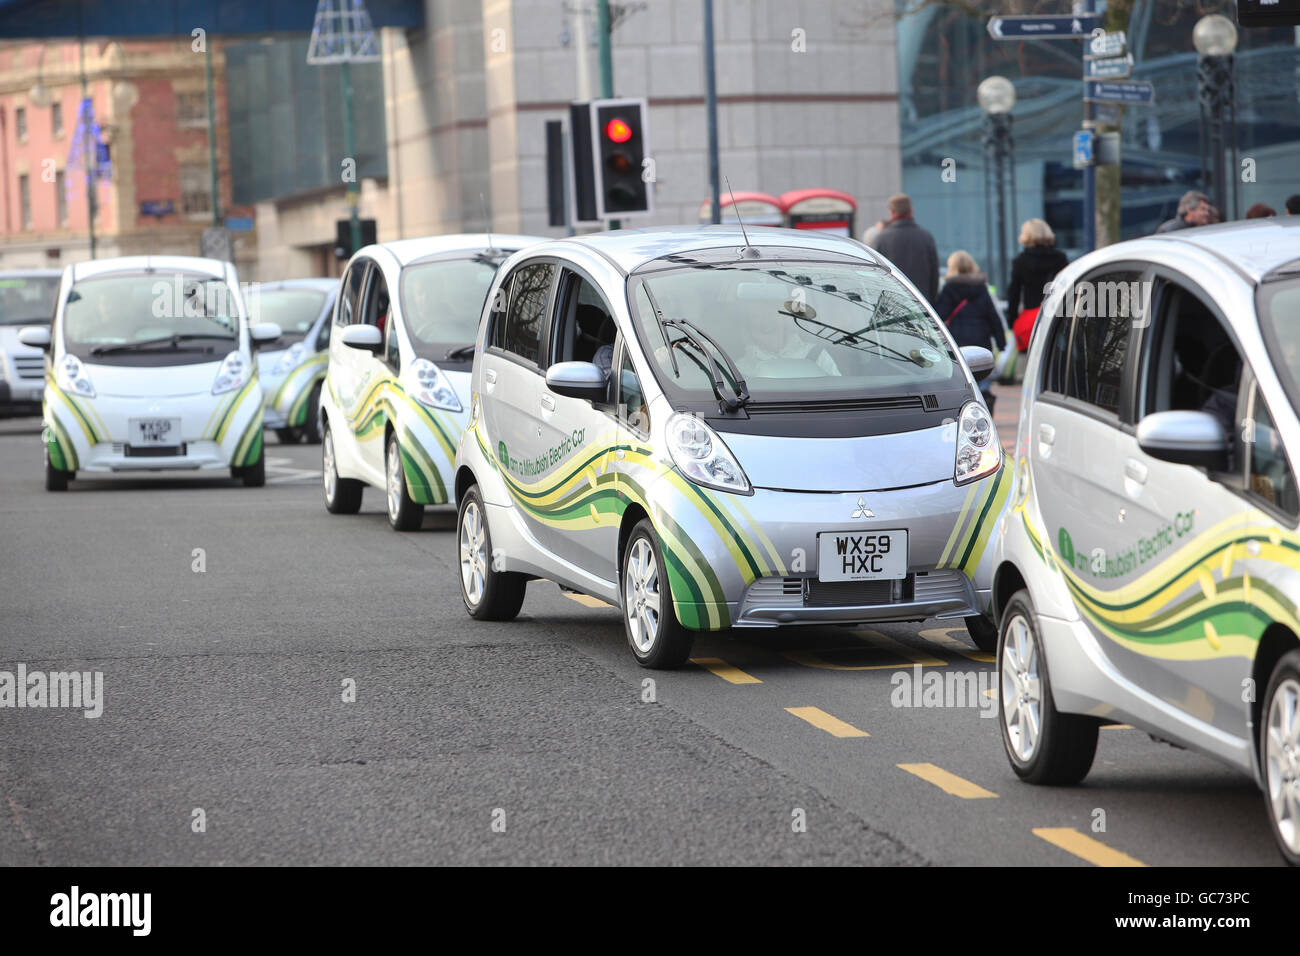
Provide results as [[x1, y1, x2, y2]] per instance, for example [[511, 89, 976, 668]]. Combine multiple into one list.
[[1073, 129, 1096, 168], [987, 14, 1097, 39], [1085, 53, 1134, 80], [1085, 80, 1156, 104]]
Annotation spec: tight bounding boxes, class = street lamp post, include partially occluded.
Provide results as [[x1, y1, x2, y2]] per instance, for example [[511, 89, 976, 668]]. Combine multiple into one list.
[[978, 76, 1015, 294], [1194, 14, 1238, 221]]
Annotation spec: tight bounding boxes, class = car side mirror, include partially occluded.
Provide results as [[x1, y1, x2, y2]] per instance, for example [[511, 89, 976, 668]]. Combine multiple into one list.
[[960, 345, 995, 382], [1137, 410, 1229, 470], [546, 361, 608, 403], [249, 322, 283, 348], [340, 324, 383, 354], [18, 325, 51, 351]]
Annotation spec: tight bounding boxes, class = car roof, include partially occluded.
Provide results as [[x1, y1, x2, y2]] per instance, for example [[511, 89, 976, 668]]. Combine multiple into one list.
[[258, 277, 339, 294], [1149, 216, 1300, 283], [0, 268, 62, 278], [371, 233, 549, 267], [68, 255, 232, 282], [547, 224, 884, 274]]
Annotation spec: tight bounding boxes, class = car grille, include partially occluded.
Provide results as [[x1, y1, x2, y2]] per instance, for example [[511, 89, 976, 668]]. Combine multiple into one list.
[[123, 444, 187, 458], [911, 568, 971, 604], [12, 356, 44, 380], [804, 578, 903, 607]]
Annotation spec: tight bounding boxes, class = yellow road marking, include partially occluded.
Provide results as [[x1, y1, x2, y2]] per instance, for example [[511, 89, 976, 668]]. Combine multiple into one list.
[[918, 626, 995, 663], [691, 657, 761, 685], [782, 651, 913, 672], [1032, 828, 1147, 867], [1102, 724, 1134, 730], [563, 592, 610, 609], [898, 763, 997, 799], [785, 706, 869, 738], [855, 629, 946, 666]]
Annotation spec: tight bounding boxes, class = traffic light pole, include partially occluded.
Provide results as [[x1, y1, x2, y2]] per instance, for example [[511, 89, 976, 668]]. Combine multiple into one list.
[[342, 59, 361, 255], [704, 0, 721, 224], [1082, 0, 1096, 253], [596, 0, 618, 228]]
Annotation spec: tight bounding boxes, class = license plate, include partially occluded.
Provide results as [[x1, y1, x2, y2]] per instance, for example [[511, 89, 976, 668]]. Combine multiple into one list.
[[818, 530, 908, 581], [131, 418, 180, 446]]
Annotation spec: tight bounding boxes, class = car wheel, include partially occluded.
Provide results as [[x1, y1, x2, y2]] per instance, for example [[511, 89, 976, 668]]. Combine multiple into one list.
[[1262, 649, 1300, 866], [965, 614, 997, 653], [241, 450, 266, 487], [275, 427, 301, 444], [302, 383, 323, 444], [621, 519, 694, 669], [998, 589, 1098, 784], [44, 452, 69, 492], [385, 433, 423, 531], [322, 422, 362, 514], [457, 484, 525, 620]]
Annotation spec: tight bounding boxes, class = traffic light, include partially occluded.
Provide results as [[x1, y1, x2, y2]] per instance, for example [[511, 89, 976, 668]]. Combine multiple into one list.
[[591, 98, 652, 219], [334, 219, 377, 260]]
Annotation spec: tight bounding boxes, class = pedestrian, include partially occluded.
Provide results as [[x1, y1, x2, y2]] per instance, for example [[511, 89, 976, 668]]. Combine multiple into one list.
[[873, 193, 940, 305], [1005, 218, 1069, 379], [1246, 203, 1276, 219], [861, 219, 886, 249], [934, 250, 1006, 412], [1155, 190, 1213, 233], [1286, 195, 1300, 215]]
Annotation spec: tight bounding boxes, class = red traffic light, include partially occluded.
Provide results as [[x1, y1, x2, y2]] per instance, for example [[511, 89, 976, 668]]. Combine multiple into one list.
[[605, 117, 633, 143]]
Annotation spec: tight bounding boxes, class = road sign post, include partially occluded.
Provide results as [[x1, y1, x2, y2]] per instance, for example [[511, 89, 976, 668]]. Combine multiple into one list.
[[1085, 80, 1156, 104], [987, 14, 1097, 39]]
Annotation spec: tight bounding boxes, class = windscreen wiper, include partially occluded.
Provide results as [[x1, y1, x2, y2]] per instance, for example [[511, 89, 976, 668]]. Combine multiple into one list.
[[445, 344, 476, 360], [640, 282, 680, 378], [90, 333, 232, 356], [661, 318, 750, 411]]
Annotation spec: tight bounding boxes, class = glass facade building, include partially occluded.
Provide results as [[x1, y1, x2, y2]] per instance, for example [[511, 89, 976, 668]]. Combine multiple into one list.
[[897, 1, 1300, 291]]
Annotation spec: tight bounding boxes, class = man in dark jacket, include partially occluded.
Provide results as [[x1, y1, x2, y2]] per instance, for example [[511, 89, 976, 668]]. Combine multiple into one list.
[[934, 251, 1006, 411], [1156, 190, 1212, 233], [874, 194, 940, 305]]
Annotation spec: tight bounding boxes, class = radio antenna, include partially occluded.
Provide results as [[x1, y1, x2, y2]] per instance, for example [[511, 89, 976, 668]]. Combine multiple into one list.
[[725, 176, 759, 258], [481, 192, 494, 253]]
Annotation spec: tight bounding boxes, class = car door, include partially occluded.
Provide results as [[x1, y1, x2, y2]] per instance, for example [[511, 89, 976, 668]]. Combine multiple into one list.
[[1120, 272, 1258, 736], [532, 266, 622, 582], [479, 259, 554, 542], [328, 258, 371, 473], [351, 261, 396, 482]]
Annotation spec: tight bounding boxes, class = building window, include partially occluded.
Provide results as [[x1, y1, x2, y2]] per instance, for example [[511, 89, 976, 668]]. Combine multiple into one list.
[[179, 164, 211, 215], [55, 169, 67, 226], [16, 106, 27, 141], [19, 174, 31, 229], [51, 101, 63, 137], [176, 90, 208, 129]]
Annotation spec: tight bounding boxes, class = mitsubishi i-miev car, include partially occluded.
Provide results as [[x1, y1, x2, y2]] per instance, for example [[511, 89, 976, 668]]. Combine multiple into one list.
[[320, 233, 545, 531], [453, 226, 1009, 667], [0, 269, 61, 416], [19, 255, 281, 490], [254, 278, 337, 444], [990, 217, 1300, 864]]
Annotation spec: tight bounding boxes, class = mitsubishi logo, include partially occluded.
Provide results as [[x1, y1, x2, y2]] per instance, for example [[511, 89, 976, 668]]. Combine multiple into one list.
[[851, 496, 875, 519]]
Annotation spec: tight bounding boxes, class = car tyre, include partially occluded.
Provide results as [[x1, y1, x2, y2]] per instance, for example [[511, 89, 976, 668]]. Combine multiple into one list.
[[302, 383, 323, 444], [385, 432, 424, 531], [998, 589, 1097, 785], [457, 484, 525, 620], [621, 519, 695, 669], [965, 614, 998, 653], [322, 422, 362, 514], [1261, 649, 1300, 866], [275, 427, 302, 444], [44, 454, 69, 492], [241, 450, 266, 487]]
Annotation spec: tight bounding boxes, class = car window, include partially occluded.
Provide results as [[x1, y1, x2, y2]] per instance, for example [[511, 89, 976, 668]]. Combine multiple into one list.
[[337, 261, 367, 326], [551, 269, 617, 372], [361, 268, 391, 340], [315, 307, 332, 351], [400, 254, 503, 360], [1257, 278, 1300, 417], [385, 312, 401, 370], [1246, 387, 1299, 519], [254, 289, 325, 344], [0, 274, 60, 325], [1040, 296, 1070, 394], [495, 262, 553, 366], [1066, 268, 1143, 416], [617, 340, 648, 434]]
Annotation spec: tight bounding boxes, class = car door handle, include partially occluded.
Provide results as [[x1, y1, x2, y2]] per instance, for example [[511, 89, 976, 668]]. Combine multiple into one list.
[[540, 394, 556, 411], [484, 369, 497, 385], [1038, 423, 1055, 446], [1124, 458, 1148, 484]]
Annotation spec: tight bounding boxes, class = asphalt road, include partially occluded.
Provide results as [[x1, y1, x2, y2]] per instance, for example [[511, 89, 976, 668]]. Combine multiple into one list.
[[0, 412, 1283, 866]]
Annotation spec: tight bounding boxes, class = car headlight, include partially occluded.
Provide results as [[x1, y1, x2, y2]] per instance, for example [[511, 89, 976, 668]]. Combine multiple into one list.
[[408, 358, 462, 412], [57, 354, 94, 398], [271, 342, 306, 376], [665, 411, 752, 495], [212, 350, 249, 395], [954, 400, 1001, 485]]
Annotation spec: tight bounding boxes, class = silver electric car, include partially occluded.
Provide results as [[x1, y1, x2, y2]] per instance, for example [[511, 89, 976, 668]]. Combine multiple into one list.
[[991, 217, 1300, 864], [454, 226, 1009, 667]]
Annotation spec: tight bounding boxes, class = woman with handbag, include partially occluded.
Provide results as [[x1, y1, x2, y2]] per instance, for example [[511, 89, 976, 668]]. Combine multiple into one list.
[[934, 251, 1006, 413], [1005, 218, 1069, 380]]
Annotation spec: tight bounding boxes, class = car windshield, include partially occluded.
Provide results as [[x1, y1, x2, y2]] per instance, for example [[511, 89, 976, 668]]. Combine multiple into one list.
[[400, 255, 502, 360], [252, 289, 326, 345], [1259, 277, 1300, 414], [64, 272, 239, 364], [0, 275, 60, 325], [629, 258, 962, 404]]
